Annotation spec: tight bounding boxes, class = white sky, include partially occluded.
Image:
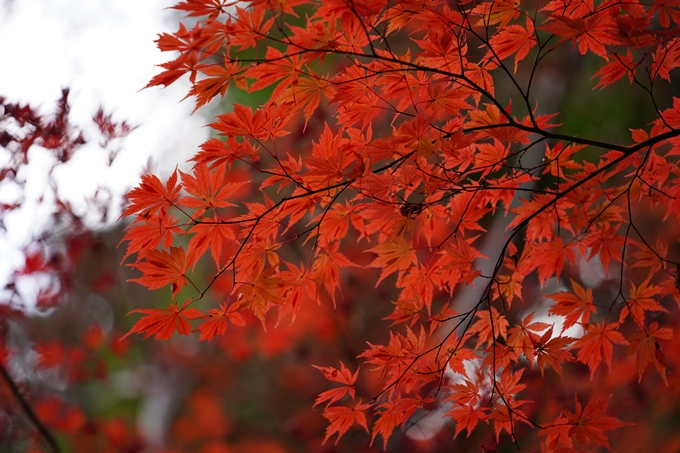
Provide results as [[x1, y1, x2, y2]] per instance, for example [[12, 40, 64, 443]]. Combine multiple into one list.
[[0, 0, 210, 292]]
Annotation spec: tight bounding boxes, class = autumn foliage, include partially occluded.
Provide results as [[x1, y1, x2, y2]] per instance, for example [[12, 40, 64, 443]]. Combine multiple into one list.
[[4, 0, 680, 451], [112, 0, 680, 450]]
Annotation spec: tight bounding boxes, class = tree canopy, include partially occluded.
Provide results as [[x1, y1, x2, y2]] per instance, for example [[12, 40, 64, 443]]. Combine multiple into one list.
[[2, 0, 680, 452]]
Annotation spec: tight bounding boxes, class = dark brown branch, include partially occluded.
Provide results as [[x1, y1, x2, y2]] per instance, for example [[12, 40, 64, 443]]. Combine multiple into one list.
[[0, 361, 61, 453]]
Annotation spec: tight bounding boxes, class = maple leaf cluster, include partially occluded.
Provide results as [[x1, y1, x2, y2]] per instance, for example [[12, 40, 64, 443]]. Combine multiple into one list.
[[119, 0, 680, 450]]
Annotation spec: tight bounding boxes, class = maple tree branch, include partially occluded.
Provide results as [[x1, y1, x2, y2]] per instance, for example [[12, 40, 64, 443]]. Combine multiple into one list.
[[462, 136, 671, 378], [509, 143, 655, 240], [0, 362, 62, 453], [226, 41, 680, 157]]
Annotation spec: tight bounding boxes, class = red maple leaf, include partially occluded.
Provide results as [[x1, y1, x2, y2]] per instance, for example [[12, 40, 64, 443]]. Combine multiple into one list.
[[121, 170, 181, 219], [583, 226, 625, 275], [312, 361, 359, 408], [313, 241, 359, 304], [367, 237, 418, 286], [534, 327, 575, 378], [540, 13, 619, 59], [129, 246, 190, 296], [322, 402, 370, 445], [572, 321, 629, 378], [486, 17, 537, 73], [546, 280, 597, 333], [179, 163, 249, 216], [562, 395, 629, 450], [122, 300, 202, 340], [506, 312, 551, 360], [624, 321, 672, 384], [371, 398, 426, 448], [619, 277, 666, 326], [469, 306, 509, 349], [195, 302, 245, 341], [189, 58, 246, 111]]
